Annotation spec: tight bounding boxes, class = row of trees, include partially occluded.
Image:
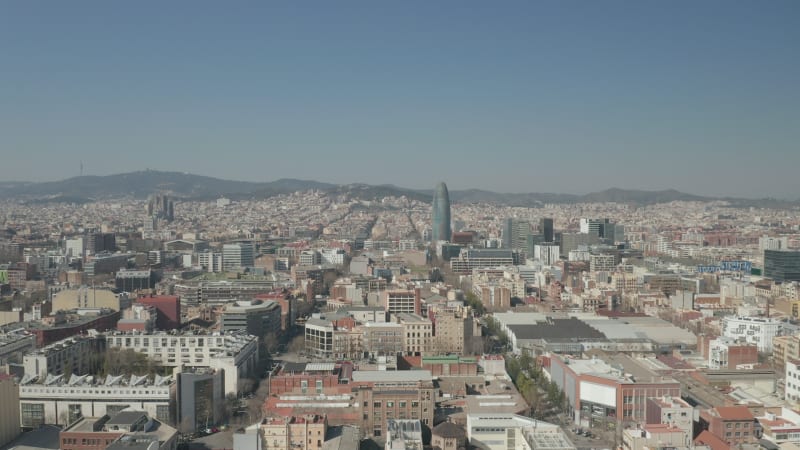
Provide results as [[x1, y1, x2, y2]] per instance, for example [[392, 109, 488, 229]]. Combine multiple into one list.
[[484, 316, 510, 352], [506, 350, 567, 420]]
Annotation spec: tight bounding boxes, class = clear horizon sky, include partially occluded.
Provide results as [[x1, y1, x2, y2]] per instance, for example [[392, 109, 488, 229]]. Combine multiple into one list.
[[2, 2, 798, 198]]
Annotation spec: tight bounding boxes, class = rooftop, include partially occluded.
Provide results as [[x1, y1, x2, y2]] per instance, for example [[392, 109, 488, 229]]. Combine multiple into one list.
[[714, 405, 755, 421], [351, 369, 432, 383], [508, 317, 606, 341], [20, 373, 172, 387]]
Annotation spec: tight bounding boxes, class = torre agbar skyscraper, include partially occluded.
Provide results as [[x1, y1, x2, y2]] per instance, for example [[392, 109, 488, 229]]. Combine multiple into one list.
[[432, 182, 452, 242]]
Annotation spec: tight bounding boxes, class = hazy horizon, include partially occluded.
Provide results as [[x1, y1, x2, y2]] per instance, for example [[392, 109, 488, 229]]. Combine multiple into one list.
[[1, 168, 797, 200], [2, 2, 798, 198]]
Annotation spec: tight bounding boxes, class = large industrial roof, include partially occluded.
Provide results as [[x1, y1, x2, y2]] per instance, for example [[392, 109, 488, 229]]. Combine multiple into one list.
[[508, 318, 606, 341]]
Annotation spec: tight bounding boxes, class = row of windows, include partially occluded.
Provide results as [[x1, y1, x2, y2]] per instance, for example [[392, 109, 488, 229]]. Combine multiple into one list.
[[725, 431, 750, 437], [22, 388, 165, 395], [368, 400, 418, 408], [20, 403, 170, 427], [112, 337, 225, 347], [62, 438, 115, 446]]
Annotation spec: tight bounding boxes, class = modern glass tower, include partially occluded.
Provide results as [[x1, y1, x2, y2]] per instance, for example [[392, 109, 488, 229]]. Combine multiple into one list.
[[432, 182, 451, 242]]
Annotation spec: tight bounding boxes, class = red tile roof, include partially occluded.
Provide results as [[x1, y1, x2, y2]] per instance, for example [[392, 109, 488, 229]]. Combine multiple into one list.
[[695, 430, 730, 450], [715, 406, 754, 421]]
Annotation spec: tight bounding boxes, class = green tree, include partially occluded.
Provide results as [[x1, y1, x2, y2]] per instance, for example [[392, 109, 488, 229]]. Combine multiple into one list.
[[102, 348, 158, 376], [464, 292, 486, 316], [262, 331, 280, 355]]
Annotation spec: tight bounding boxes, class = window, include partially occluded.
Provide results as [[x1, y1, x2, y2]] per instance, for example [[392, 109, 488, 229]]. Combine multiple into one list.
[[301, 380, 308, 394], [156, 405, 170, 423], [316, 380, 323, 394], [374, 401, 382, 408], [68, 404, 82, 424]]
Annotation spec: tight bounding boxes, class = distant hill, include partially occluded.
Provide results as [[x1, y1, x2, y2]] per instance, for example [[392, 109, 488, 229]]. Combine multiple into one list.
[[579, 188, 711, 204], [0, 171, 335, 202], [0, 170, 795, 207]]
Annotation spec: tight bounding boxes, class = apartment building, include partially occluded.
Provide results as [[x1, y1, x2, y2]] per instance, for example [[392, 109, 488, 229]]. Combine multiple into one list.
[[23, 334, 106, 378], [260, 414, 327, 450], [382, 290, 421, 316], [393, 313, 433, 356], [699, 406, 756, 447], [106, 330, 258, 395]]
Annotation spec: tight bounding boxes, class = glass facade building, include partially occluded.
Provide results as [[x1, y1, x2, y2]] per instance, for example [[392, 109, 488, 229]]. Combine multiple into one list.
[[432, 182, 451, 242], [764, 250, 800, 282]]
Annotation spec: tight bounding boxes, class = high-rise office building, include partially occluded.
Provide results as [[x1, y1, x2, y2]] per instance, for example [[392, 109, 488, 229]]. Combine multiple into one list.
[[222, 242, 255, 271], [580, 218, 610, 236], [502, 219, 532, 251], [539, 218, 554, 243], [432, 182, 452, 242], [764, 250, 800, 282]]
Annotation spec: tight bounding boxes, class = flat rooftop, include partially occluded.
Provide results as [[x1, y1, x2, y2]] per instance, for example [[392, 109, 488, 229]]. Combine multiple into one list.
[[508, 317, 606, 341], [351, 370, 432, 383]]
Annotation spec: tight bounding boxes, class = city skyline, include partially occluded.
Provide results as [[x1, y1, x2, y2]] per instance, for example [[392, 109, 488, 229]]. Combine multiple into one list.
[[2, 2, 799, 198]]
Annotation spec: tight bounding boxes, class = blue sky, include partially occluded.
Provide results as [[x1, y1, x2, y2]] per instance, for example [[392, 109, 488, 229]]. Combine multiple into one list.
[[1, 1, 798, 198]]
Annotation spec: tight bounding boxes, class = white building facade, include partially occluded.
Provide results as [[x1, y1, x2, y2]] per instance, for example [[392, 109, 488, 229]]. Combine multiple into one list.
[[19, 374, 172, 428], [106, 330, 258, 395], [721, 316, 783, 353]]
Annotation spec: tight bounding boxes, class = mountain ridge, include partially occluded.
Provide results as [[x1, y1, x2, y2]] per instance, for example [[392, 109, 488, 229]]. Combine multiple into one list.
[[0, 170, 795, 207]]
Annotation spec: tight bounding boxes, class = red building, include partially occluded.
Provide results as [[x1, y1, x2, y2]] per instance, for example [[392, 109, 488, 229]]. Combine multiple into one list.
[[399, 355, 478, 376], [269, 361, 353, 396], [135, 294, 180, 330], [725, 344, 759, 369], [264, 365, 435, 438], [699, 406, 756, 446]]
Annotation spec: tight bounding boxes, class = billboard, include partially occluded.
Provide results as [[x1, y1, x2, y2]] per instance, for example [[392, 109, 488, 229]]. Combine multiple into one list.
[[696, 260, 752, 274], [719, 260, 752, 272]]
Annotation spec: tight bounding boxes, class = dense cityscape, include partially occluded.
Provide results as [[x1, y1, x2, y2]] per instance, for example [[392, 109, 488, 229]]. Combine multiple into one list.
[[0, 175, 799, 450], [3, 1, 799, 449]]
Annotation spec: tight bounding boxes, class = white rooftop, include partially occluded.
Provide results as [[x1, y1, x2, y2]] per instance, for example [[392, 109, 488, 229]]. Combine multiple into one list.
[[305, 362, 336, 372], [351, 370, 432, 383], [492, 311, 548, 325]]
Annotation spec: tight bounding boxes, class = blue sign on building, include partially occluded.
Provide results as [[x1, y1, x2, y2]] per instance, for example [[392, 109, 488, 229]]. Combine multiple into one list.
[[696, 261, 752, 273]]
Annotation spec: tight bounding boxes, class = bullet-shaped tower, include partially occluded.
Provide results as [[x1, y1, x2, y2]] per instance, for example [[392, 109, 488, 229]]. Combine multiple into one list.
[[432, 182, 451, 242]]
